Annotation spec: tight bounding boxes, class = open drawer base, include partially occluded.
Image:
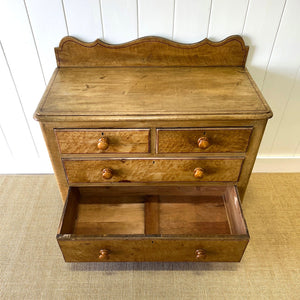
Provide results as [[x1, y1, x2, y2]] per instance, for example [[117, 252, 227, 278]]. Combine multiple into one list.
[[57, 186, 249, 262]]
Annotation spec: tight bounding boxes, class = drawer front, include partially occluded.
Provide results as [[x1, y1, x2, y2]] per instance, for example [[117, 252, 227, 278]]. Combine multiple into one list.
[[55, 129, 150, 154], [157, 128, 252, 153], [57, 238, 249, 262], [63, 158, 243, 183]]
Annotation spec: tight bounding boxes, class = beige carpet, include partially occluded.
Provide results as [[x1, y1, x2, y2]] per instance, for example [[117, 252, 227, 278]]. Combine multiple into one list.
[[0, 174, 299, 299]]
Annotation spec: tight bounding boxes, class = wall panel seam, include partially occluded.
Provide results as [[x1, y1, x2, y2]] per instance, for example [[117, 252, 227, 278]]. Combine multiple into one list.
[[261, 0, 288, 90], [241, 0, 251, 35], [136, 0, 139, 38], [270, 65, 300, 153], [99, 0, 105, 39], [61, 0, 69, 36], [23, 0, 46, 85], [206, 0, 213, 38], [0, 124, 13, 156], [172, 0, 176, 40], [0, 41, 39, 157]]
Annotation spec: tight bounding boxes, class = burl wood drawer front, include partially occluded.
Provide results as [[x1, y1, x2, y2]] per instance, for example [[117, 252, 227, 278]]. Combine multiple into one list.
[[63, 158, 243, 183], [57, 186, 249, 262], [157, 128, 252, 153], [55, 129, 150, 154], [57, 239, 248, 262]]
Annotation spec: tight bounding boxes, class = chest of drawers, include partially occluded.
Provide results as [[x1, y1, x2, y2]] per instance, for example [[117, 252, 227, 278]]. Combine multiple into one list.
[[34, 35, 272, 262]]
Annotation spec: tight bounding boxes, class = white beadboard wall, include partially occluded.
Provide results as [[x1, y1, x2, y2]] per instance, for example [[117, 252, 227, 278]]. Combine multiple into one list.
[[0, 0, 299, 173]]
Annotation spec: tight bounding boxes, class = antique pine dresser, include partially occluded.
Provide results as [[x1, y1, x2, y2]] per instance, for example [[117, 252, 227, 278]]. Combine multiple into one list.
[[34, 35, 272, 262]]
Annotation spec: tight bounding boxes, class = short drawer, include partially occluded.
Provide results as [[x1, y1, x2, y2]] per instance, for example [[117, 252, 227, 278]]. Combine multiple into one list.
[[57, 186, 249, 262], [63, 158, 243, 183], [157, 128, 252, 153], [55, 129, 150, 154]]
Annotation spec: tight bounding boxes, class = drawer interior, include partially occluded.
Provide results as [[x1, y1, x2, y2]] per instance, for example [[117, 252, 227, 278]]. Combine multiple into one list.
[[59, 186, 248, 237]]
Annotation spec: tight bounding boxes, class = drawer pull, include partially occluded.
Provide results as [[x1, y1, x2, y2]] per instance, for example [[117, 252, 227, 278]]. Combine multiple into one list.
[[197, 137, 210, 149], [195, 249, 206, 259], [97, 137, 109, 150], [99, 249, 110, 259], [102, 168, 113, 179], [193, 167, 204, 179]]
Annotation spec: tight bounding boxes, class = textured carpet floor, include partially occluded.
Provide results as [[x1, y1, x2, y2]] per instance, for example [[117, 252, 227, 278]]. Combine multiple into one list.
[[0, 174, 299, 299]]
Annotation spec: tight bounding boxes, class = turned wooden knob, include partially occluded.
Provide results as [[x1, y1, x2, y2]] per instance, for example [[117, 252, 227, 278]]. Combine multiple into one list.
[[197, 137, 210, 149], [193, 167, 204, 179], [99, 249, 110, 259], [102, 168, 113, 179], [195, 249, 206, 259], [97, 137, 109, 150]]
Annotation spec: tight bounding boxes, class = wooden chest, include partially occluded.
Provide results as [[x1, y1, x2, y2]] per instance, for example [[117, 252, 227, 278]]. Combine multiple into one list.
[[34, 36, 272, 262]]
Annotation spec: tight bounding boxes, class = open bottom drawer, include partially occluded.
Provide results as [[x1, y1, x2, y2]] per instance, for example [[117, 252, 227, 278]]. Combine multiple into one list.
[[57, 186, 249, 262]]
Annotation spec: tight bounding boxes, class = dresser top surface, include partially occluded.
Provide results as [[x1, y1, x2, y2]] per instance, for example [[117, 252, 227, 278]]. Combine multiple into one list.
[[35, 66, 272, 121]]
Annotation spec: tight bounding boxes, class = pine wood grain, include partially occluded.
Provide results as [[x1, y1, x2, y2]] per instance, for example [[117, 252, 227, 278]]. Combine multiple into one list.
[[35, 67, 271, 121], [55, 35, 249, 67], [57, 185, 249, 262]]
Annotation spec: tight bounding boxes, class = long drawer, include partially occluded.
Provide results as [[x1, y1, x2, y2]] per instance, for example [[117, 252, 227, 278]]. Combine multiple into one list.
[[57, 186, 249, 262], [55, 129, 150, 154], [157, 127, 252, 153], [63, 158, 243, 183]]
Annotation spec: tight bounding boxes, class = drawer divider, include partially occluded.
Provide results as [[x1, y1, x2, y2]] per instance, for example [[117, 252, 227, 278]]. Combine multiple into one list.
[[144, 195, 160, 235]]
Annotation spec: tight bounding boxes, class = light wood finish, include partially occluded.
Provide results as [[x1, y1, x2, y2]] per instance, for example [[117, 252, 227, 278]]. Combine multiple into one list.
[[34, 36, 272, 262], [195, 249, 207, 259], [2, 174, 299, 297], [197, 137, 210, 149], [157, 128, 252, 153], [144, 195, 160, 235], [55, 129, 150, 154], [57, 185, 248, 262], [97, 137, 109, 150], [35, 67, 272, 122], [193, 167, 205, 179], [58, 238, 248, 262], [98, 249, 110, 260], [73, 202, 144, 235], [55, 35, 249, 67], [101, 168, 113, 180], [63, 158, 243, 183]]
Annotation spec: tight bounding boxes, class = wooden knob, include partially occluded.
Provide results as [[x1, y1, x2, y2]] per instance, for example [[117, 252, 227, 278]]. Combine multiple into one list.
[[99, 249, 110, 259], [193, 167, 204, 179], [97, 137, 109, 150], [195, 249, 206, 259], [197, 137, 210, 149], [102, 168, 113, 179]]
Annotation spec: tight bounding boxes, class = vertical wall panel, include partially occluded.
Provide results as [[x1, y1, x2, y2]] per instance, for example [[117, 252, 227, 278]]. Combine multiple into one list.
[[173, 0, 211, 43], [25, 0, 68, 83], [0, 126, 12, 159], [101, 0, 137, 44], [138, 0, 174, 39], [243, 0, 286, 89], [208, 0, 249, 41], [259, 0, 300, 155], [63, 0, 103, 42], [0, 44, 37, 159], [271, 67, 300, 155], [0, 0, 48, 158]]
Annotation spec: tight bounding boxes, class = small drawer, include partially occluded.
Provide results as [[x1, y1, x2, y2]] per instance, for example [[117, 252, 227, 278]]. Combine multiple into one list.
[[157, 128, 252, 153], [55, 129, 150, 154], [63, 158, 243, 183], [57, 186, 249, 262]]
